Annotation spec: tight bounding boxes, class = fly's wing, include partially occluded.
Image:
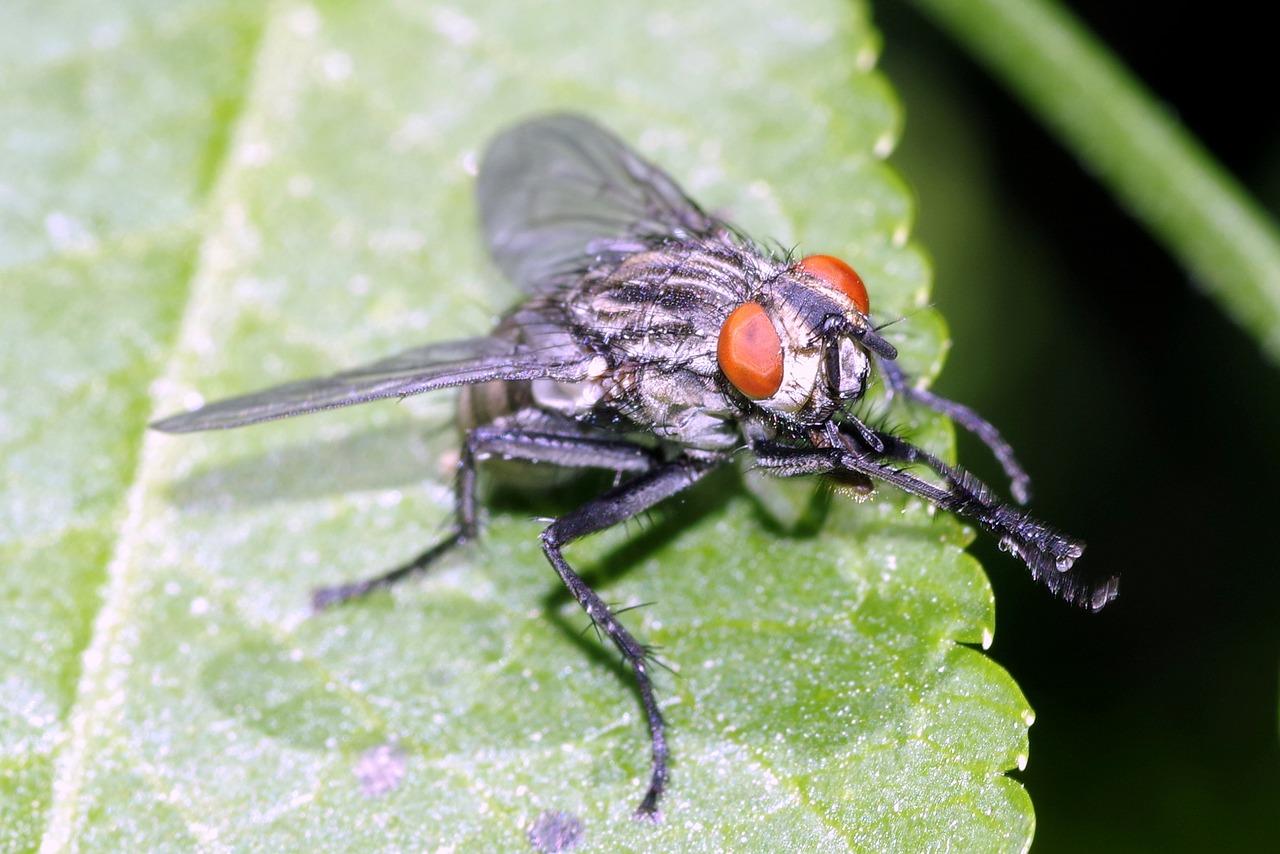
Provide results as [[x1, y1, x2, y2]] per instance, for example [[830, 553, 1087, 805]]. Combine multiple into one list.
[[478, 114, 721, 292], [152, 336, 590, 433]]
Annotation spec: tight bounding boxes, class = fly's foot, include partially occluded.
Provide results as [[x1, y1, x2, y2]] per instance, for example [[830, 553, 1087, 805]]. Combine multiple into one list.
[[311, 581, 374, 612]]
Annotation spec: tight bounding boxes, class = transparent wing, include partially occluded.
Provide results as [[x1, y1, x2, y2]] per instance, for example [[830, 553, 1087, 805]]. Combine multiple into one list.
[[478, 114, 720, 292], [152, 336, 589, 433]]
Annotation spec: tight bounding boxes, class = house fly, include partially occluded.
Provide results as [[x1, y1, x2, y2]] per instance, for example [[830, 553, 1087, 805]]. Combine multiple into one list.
[[153, 114, 1119, 820]]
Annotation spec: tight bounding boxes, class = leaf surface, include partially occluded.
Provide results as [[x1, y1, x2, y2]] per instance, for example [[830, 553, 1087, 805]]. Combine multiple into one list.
[[1, 1, 1033, 850]]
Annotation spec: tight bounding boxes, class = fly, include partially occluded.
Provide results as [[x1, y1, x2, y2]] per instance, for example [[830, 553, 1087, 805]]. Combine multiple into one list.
[[152, 114, 1119, 821]]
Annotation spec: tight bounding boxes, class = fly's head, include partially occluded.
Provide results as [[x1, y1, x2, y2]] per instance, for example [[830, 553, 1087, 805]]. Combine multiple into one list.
[[716, 254, 896, 426]]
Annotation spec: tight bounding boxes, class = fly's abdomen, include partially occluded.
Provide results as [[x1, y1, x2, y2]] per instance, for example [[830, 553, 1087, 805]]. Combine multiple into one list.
[[457, 377, 536, 432]]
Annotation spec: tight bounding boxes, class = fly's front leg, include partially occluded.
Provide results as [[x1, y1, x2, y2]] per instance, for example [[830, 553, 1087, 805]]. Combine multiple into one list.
[[539, 455, 718, 821], [855, 429, 1100, 598], [754, 436, 1117, 612], [879, 357, 1033, 504], [312, 421, 661, 610]]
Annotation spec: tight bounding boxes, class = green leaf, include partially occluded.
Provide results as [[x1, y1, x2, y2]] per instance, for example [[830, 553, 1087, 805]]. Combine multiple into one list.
[[2, 1, 1033, 849]]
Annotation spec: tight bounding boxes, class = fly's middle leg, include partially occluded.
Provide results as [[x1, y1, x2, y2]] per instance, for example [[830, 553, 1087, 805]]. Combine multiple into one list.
[[310, 437, 482, 610], [311, 421, 661, 609]]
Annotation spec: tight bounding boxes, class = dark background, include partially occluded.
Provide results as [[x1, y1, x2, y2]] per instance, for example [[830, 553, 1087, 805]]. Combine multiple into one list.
[[877, 2, 1280, 850]]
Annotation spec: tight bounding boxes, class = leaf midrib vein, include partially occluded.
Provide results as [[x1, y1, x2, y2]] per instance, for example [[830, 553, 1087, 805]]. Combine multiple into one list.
[[37, 5, 278, 850]]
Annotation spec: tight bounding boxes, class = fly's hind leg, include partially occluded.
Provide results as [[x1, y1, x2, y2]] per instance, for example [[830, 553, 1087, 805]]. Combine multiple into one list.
[[311, 420, 661, 610], [312, 422, 718, 820], [537, 455, 717, 821]]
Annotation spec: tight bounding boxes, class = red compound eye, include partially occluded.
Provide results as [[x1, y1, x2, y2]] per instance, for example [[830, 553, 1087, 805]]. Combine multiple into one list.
[[797, 254, 870, 316], [717, 302, 783, 399]]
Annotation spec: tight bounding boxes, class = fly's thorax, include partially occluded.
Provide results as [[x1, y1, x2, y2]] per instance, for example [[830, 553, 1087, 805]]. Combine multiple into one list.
[[620, 360, 742, 449], [568, 241, 766, 372], [531, 239, 766, 450]]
